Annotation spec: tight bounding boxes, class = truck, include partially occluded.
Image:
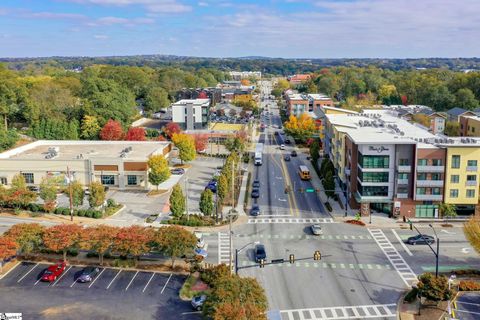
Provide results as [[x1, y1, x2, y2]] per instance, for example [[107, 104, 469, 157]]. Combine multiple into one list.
[[254, 143, 264, 166]]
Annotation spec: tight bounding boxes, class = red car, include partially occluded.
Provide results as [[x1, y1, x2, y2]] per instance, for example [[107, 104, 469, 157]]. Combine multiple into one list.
[[41, 261, 66, 282]]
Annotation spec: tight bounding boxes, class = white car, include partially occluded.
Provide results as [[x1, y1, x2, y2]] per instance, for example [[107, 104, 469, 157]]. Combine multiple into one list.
[[310, 224, 323, 235], [280, 144, 285, 150]]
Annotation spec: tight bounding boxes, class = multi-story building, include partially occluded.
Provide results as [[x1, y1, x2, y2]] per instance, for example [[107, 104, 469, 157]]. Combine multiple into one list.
[[324, 110, 480, 218], [0, 140, 172, 190], [229, 71, 261, 80], [176, 88, 221, 106], [459, 115, 480, 137], [287, 74, 311, 85], [171, 99, 210, 130], [286, 93, 334, 117]]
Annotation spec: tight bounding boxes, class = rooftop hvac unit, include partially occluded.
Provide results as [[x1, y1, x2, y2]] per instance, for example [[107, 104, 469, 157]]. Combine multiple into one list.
[[48, 146, 60, 153], [400, 131, 405, 136], [120, 152, 127, 158], [448, 139, 454, 143], [359, 120, 363, 127], [461, 138, 467, 143]]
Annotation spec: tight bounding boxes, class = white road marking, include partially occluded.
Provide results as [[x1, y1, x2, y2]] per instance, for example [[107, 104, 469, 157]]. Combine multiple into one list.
[[461, 248, 471, 254], [0, 261, 20, 280], [218, 232, 231, 265], [106, 270, 122, 289], [142, 273, 155, 293], [441, 229, 456, 235], [34, 277, 43, 286], [88, 268, 105, 288], [161, 273, 172, 294], [51, 265, 71, 287], [70, 277, 79, 288], [248, 218, 335, 224], [125, 271, 138, 291], [391, 229, 413, 256], [280, 303, 397, 319], [17, 263, 39, 283], [369, 229, 417, 287]]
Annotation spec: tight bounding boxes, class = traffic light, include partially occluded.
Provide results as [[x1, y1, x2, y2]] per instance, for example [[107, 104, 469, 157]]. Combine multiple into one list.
[[289, 254, 295, 264], [313, 250, 321, 261], [259, 259, 265, 268]]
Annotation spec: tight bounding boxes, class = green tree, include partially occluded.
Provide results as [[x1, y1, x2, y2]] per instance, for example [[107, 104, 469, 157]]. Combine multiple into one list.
[[217, 174, 229, 203], [154, 226, 197, 267], [11, 174, 27, 191], [39, 177, 58, 212], [439, 203, 456, 218], [169, 184, 185, 217], [144, 86, 170, 113], [81, 115, 100, 139], [309, 139, 320, 164], [199, 189, 214, 216], [70, 180, 85, 208], [147, 154, 171, 190], [455, 88, 479, 110], [417, 273, 453, 302], [323, 171, 335, 199], [172, 133, 196, 164], [88, 181, 106, 208], [444, 121, 460, 136]]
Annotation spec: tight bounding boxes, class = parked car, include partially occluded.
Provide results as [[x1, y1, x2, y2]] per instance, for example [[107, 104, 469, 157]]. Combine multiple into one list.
[[280, 144, 285, 150], [310, 224, 323, 235], [291, 150, 297, 157], [77, 266, 100, 283], [284, 155, 291, 161], [251, 188, 260, 198], [170, 168, 185, 175], [194, 248, 208, 259], [250, 204, 260, 216], [205, 181, 217, 193], [285, 139, 291, 144], [252, 180, 260, 189], [407, 234, 435, 245], [254, 244, 266, 263], [41, 261, 66, 282], [27, 186, 39, 192], [191, 295, 207, 311]]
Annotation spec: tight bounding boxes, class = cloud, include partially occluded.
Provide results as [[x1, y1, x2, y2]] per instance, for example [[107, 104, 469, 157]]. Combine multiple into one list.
[[19, 11, 87, 20], [87, 16, 155, 26], [61, 0, 192, 13], [94, 34, 108, 39]]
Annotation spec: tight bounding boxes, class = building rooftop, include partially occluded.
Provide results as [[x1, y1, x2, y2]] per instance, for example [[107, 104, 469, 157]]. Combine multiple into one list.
[[287, 93, 331, 101], [0, 140, 171, 161], [171, 99, 210, 107]]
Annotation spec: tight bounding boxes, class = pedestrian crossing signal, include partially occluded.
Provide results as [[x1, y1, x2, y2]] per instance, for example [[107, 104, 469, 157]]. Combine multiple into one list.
[[289, 254, 295, 264], [259, 259, 265, 268], [314, 250, 321, 261]]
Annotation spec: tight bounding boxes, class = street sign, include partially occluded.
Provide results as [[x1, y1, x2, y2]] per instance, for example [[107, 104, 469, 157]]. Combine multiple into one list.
[[306, 188, 315, 193]]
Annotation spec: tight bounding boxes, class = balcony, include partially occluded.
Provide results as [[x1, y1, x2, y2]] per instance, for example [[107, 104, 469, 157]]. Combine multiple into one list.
[[466, 180, 478, 186], [467, 166, 478, 172], [355, 191, 391, 203], [416, 180, 444, 187], [396, 193, 409, 199], [397, 165, 411, 173], [416, 165, 444, 173], [415, 194, 443, 201], [397, 179, 409, 185]]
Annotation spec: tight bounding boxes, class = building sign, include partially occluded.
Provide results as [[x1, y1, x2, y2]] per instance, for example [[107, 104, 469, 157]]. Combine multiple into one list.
[[394, 201, 401, 215], [369, 146, 389, 153], [361, 202, 370, 216]]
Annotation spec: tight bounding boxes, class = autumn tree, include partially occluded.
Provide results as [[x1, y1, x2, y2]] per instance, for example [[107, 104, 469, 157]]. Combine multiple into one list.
[[444, 121, 460, 136], [113, 225, 153, 266], [193, 134, 209, 152], [217, 173, 229, 204], [5, 223, 44, 258], [199, 189, 214, 216], [417, 273, 453, 302], [154, 226, 196, 267], [411, 114, 431, 128], [11, 174, 27, 191], [42, 224, 82, 262], [464, 217, 480, 254], [284, 113, 316, 143], [8, 174, 37, 208], [172, 133, 196, 163], [39, 177, 58, 213], [164, 122, 181, 139], [81, 225, 118, 265], [70, 180, 85, 208], [99, 119, 123, 140], [144, 86, 170, 113], [81, 115, 100, 139], [125, 127, 146, 141], [147, 154, 171, 190], [88, 181, 106, 208], [0, 236, 18, 265], [169, 184, 185, 217]]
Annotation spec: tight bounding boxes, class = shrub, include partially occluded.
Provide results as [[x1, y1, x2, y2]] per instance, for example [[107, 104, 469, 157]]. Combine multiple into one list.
[[29, 211, 43, 218], [345, 220, 366, 226], [62, 209, 70, 216], [84, 210, 93, 218], [112, 258, 136, 268], [417, 273, 454, 301], [459, 280, 480, 291], [404, 287, 418, 303], [93, 211, 103, 219], [28, 203, 43, 212], [107, 199, 116, 207], [77, 209, 86, 217]]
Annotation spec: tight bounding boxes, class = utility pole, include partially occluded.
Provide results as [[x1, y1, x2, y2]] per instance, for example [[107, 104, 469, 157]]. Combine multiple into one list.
[[184, 177, 189, 219], [67, 166, 74, 222]]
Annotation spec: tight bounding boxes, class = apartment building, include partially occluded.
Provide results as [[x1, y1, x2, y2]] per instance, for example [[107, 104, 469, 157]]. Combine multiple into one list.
[[286, 93, 334, 117], [171, 99, 210, 130], [460, 115, 480, 137], [324, 110, 480, 218]]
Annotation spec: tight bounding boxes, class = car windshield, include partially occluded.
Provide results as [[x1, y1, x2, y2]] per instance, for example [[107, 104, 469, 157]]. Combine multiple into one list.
[[44, 270, 53, 274], [83, 268, 94, 274], [256, 246, 265, 254]]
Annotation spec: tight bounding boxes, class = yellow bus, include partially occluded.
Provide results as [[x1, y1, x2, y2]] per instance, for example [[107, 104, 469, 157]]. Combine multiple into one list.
[[298, 165, 311, 180]]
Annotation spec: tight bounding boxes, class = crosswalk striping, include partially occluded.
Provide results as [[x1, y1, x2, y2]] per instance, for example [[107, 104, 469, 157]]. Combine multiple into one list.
[[217, 232, 231, 265], [368, 229, 417, 287], [235, 234, 372, 240], [241, 260, 391, 270], [280, 303, 397, 319], [248, 217, 336, 224]]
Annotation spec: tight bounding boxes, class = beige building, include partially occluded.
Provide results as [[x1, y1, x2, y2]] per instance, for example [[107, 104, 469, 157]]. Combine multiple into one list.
[[0, 140, 172, 190]]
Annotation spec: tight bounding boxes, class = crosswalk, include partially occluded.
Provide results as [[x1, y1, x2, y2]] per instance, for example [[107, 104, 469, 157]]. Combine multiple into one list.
[[217, 232, 231, 265], [241, 260, 391, 270], [248, 217, 336, 224], [368, 229, 417, 287], [280, 303, 397, 320], [235, 234, 372, 241]]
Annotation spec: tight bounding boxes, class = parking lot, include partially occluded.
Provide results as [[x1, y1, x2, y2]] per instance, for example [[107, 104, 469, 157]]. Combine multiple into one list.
[[0, 262, 200, 320], [454, 292, 480, 320]]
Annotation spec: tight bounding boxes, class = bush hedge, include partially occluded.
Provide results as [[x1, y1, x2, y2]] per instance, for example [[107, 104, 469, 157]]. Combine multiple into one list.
[[459, 280, 480, 291], [162, 214, 215, 227]]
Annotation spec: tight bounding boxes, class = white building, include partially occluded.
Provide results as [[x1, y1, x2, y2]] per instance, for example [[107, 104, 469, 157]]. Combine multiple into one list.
[[171, 99, 210, 130]]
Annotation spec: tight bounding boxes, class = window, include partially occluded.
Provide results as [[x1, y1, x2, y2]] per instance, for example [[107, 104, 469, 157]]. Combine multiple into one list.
[[467, 175, 477, 182], [21, 173, 34, 184], [127, 175, 138, 186], [356, 183, 388, 197], [398, 173, 409, 180], [417, 159, 428, 166], [466, 189, 476, 198], [399, 159, 409, 166], [431, 188, 441, 195], [468, 160, 478, 167], [416, 187, 426, 195], [101, 175, 115, 185], [432, 159, 442, 166], [358, 153, 389, 168], [417, 173, 427, 180], [450, 175, 459, 183], [431, 173, 442, 180], [0, 177, 6, 185], [451, 155, 461, 169], [450, 189, 459, 198], [358, 171, 389, 182]]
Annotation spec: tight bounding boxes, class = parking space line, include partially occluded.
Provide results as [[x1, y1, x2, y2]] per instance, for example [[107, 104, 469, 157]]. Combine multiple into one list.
[[51, 266, 71, 287], [70, 277, 79, 288], [88, 268, 105, 288], [125, 271, 139, 291], [34, 277, 42, 286], [160, 273, 172, 294], [106, 270, 122, 289], [0, 261, 20, 280], [143, 273, 155, 293], [392, 229, 413, 256], [17, 263, 39, 283]]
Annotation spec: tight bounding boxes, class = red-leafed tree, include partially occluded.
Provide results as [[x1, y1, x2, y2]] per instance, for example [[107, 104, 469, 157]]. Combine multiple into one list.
[[5, 223, 45, 258], [113, 226, 153, 266], [100, 119, 123, 141], [125, 127, 146, 141], [156, 135, 167, 141], [198, 91, 207, 99], [0, 236, 18, 262], [80, 225, 119, 265], [164, 122, 181, 139], [42, 224, 82, 262], [401, 95, 408, 105], [194, 134, 209, 152]]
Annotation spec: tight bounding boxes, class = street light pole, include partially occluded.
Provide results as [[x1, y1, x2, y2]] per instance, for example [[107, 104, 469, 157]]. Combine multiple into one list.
[[429, 224, 440, 278], [66, 166, 74, 222], [235, 241, 260, 274]]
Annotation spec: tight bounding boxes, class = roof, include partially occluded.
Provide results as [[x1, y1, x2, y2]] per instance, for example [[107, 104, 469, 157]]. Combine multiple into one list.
[[288, 74, 311, 82], [287, 93, 331, 102], [208, 123, 245, 131], [0, 140, 171, 161], [447, 107, 468, 117], [171, 99, 210, 107]]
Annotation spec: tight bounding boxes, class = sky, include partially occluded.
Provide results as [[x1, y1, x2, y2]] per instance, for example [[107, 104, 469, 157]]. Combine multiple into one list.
[[0, 0, 479, 58]]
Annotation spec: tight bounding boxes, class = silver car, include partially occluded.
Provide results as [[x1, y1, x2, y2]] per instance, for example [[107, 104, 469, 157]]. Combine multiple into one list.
[[310, 224, 323, 235], [191, 295, 207, 311]]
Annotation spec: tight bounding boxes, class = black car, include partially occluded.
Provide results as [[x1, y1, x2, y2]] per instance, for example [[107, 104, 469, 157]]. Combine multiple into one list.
[[285, 139, 291, 144], [291, 150, 297, 157], [170, 168, 185, 175], [407, 234, 435, 245], [205, 181, 217, 193], [250, 204, 260, 216], [254, 244, 266, 263], [77, 266, 100, 283], [251, 188, 260, 198], [252, 180, 260, 189], [284, 155, 291, 161]]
